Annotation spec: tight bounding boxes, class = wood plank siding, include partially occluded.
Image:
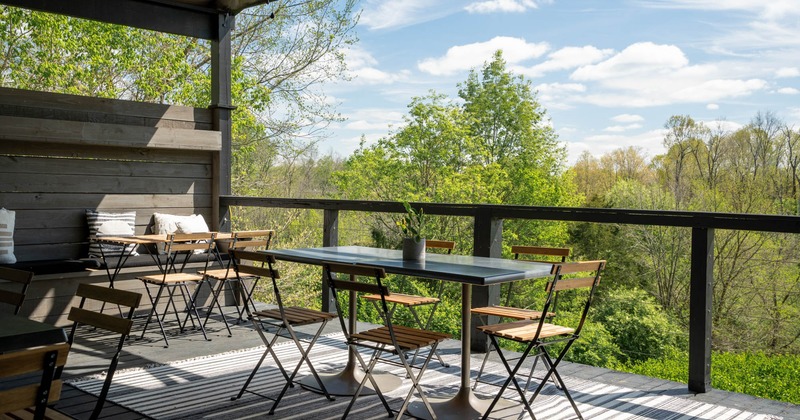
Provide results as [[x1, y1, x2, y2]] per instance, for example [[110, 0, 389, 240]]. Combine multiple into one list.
[[0, 87, 221, 324]]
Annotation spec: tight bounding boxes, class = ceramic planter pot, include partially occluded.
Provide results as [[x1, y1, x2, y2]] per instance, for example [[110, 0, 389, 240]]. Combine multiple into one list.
[[402, 237, 426, 261]]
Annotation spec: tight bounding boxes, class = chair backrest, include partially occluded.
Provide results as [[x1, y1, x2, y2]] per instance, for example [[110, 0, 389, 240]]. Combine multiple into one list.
[[0, 266, 34, 315], [537, 260, 605, 337], [426, 240, 455, 254], [63, 283, 142, 420], [230, 249, 280, 316], [229, 230, 274, 251], [163, 232, 217, 274], [322, 262, 391, 339], [0, 342, 70, 417], [504, 245, 571, 307]]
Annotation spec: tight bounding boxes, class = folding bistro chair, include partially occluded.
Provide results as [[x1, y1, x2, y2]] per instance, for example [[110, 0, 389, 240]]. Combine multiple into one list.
[[230, 250, 336, 414], [0, 266, 34, 315], [1, 342, 71, 420], [137, 232, 216, 347], [59, 283, 142, 420], [196, 229, 274, 335], [471, 246, 569, 391], [361, 239, 455, 367], [324, 261, 450, 419], [478, 260, 605, 420]]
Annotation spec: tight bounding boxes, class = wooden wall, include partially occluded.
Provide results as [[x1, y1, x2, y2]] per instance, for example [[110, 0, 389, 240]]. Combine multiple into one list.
[[0, 87, 222, 324], [0, 87, 221, 262]]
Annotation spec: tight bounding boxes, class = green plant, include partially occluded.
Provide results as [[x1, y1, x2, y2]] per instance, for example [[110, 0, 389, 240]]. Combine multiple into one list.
[[397, 201, 425, 242]]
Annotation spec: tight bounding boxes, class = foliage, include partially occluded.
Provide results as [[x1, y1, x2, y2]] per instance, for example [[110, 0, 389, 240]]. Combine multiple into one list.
[[591, 288, 684, 363], [624, 350, 800, 405], [397, 201, 425, 241]]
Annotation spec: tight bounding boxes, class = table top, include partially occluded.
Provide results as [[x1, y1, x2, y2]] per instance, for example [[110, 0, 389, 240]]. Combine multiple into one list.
[[0, 313, 68, 353], [267, 246, 553, 285], [96, 232, 233, 245]]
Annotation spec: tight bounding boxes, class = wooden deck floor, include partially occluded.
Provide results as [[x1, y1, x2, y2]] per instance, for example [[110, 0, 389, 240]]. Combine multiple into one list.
[[52, 306, 799, 420]]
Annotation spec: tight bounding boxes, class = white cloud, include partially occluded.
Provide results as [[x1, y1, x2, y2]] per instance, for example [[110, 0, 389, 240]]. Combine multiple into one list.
[[465, 0, 538, 14], [707, 103, 719, 110], [776, 67, 800, 78], [612, 114, 644, 123], [418, 36, 549, 76], [515, 46, 614, 78], [359, 0, 463, 31], [641, 1, 800, 21], [344, 47, 409, 85], [698, 119, 743, 133], [777, 87, 799, 95], [604, 124, 643, 132], [344, 108, 405, 132], [569, 42, 767, 107]]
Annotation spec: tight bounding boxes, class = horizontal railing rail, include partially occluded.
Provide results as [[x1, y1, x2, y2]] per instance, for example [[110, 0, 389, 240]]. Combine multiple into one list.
[[219, 195, 800, 394]]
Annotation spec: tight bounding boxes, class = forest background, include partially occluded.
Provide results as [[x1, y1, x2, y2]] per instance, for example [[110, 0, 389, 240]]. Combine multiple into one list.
[[1, 2, 798, 405]]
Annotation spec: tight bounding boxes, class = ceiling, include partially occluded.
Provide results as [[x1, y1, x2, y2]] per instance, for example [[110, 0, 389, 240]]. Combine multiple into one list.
[[0, 0, 275, 39]]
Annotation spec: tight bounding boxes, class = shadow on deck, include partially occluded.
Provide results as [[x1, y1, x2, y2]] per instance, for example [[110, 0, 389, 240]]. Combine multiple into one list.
[[53, 306, 799, 420]]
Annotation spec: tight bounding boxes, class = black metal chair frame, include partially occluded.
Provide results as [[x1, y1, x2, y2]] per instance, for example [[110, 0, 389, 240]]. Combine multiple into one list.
[[230, 250, 336, 414], [0, 266, 34, 315], [57, 283, 142, 420], [324, 261, 450, 419], [363, 239, 454, 369], [473, 245, 569, 393], [479, 260, 605, 420], [197, 229, 274, 335], [138, 232, 216, 347]]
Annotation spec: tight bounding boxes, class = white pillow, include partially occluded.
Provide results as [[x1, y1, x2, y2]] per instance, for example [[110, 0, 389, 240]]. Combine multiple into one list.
[[175, 214, 210, 234], [0, 208, 16, 264], [153, 213, 209, 235], [86, 210, 138, 258]]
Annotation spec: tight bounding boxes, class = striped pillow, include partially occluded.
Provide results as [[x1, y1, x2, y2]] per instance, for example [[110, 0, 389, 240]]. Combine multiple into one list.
[[0, 208, 15, 264], [86, 210, 138, 258]]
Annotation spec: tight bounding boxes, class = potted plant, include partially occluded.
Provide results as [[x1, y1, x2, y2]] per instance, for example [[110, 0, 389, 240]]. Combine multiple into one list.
[[398, 201, 426, 260]]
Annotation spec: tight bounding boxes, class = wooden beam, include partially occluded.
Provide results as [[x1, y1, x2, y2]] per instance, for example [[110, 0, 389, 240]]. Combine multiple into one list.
[[470, 208, 503, 353], [0, 0, 218, 39], [321, 209, 339, 312], [0, 116, 221, 151]]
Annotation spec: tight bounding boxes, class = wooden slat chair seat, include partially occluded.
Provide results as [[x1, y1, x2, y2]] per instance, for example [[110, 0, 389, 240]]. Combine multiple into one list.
[[478, 260, 605, 420], [137, 232, 216, 347], [324, 261, 451, 419], [56, 284, 141, 420], [231, 250, 336, 415], [196, 230, 274, 334], [0, 267, 34, 315], [361, 239, 455, 368], [471, 245, 570, 393], [1, 343, 70, 420], [3, 406, 74, 420]]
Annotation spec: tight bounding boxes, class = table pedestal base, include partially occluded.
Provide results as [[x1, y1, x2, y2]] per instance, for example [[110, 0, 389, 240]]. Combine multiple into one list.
[[407, 387, 516, 420], [298, 366, 402, 397]]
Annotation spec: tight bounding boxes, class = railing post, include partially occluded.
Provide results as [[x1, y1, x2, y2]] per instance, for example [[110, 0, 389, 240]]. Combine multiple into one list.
[[321, 209, 339, 312], [470, 208, 503, 353], [689, 227, 713, 393]]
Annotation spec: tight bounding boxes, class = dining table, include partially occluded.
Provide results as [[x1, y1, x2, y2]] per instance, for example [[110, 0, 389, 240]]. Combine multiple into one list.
[[0, 312, 68, 353], [266, 245, 553, 419]]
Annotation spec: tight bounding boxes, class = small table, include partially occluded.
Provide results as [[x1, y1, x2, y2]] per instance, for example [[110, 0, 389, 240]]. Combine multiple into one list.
[[267, 246, 552, 418], [0, 312, 68, 353]]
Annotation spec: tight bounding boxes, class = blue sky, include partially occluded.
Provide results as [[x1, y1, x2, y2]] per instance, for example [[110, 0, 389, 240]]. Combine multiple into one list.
[[318, 0, 800, 164]]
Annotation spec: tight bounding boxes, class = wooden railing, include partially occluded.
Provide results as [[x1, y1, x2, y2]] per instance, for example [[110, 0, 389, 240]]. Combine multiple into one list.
[[219, 196, 800, 393]]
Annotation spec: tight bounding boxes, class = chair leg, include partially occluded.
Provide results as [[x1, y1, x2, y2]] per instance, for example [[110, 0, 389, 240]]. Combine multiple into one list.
[[472, 346, 493, 390], [202, 277, 233, 336], [182, 282, 209, 341], [529, 343, 582, 420], [407, 305, 449, 368], [344, 344, 392, 419], [396, 342, 439, 420], [480, 336, 537, 420], [140, 282, 170, 347]]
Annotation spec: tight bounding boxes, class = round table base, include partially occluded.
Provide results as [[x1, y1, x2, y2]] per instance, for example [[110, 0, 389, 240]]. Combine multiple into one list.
[[298, 368, 402, 397], [407, 387, 517, 420]]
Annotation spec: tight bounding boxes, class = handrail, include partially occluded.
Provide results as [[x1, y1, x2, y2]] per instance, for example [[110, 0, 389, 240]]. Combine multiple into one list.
[[218, 195, 800, 394], [220, 196, 800, 233]]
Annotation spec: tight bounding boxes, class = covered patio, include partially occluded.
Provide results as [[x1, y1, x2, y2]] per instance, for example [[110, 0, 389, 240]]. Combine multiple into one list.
[[1, 1, 799, 419]]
